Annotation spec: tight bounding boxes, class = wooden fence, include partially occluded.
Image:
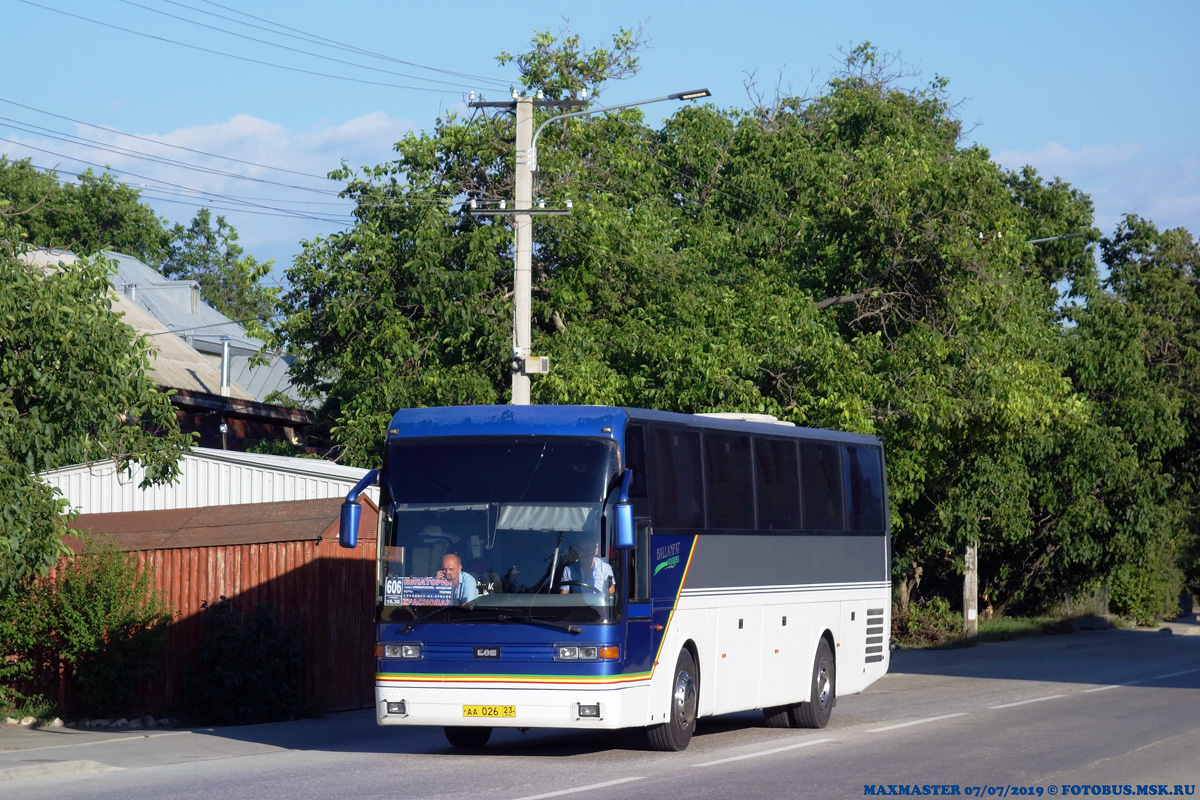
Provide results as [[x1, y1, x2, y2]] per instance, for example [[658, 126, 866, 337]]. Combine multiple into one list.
[[54, 497, 379, 717]]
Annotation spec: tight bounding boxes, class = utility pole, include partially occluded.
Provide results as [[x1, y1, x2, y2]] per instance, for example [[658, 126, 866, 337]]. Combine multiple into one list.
[[469, 93, 582, 405], [469, 88, 710, 405]]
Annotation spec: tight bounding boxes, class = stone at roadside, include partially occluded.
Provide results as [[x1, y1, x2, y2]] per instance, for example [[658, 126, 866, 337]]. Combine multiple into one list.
[[4, 716, 18, 725], [111, 718, 130, 729], [19, 716, 35, 726], [141, 715, 157, 729]]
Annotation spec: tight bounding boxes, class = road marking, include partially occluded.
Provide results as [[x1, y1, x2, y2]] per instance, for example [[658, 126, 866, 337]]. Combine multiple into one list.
[[2, 730, 191, 753], [868, 713, 967, 732], [1083, 681, 1136, 693], [1083, 667, 1200, 693], [694, 737, 835, 767], [511, 776, 644, 800], [989, 694, 1066, 709]]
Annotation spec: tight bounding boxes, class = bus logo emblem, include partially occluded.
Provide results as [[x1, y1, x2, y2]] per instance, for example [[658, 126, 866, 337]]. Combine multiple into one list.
[[474, 647, 500, 658]]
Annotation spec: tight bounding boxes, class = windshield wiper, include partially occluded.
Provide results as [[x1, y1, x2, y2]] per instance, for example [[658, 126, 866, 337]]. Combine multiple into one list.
[[400, 601, 474, 634], [498, 614, 582, 634]]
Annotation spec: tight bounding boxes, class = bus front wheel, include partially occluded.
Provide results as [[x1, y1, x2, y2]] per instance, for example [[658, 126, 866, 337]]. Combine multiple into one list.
[[444, 725, 492, 748], [646, 649, 698, 751], [790, 637, 835, 728]]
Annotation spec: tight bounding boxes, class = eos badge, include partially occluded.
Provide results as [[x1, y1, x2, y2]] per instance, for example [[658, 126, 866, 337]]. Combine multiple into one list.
[[474, 646, 500, 659]]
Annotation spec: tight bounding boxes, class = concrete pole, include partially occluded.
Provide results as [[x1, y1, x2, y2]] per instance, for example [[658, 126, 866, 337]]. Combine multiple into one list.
[[511, 96, 534, 405], [963, 539, 979, 636]]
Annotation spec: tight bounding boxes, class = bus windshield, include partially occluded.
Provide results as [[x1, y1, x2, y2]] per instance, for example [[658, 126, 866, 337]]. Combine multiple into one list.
[[378, 438, 622, 625]]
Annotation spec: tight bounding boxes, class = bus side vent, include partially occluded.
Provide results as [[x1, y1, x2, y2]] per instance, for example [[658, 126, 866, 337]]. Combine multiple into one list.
[[866, 608, 886, 662]]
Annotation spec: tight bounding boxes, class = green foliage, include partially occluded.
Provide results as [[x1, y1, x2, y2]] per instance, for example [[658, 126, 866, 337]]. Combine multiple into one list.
[[187, 597, 304, 725], [892, 597, 961, 648], [268, 31, 1198, 620], [0, 539, 170, 717], [160, 208, 279, 332], [0, 242, 191, 596], [0, 158, 171, 263]]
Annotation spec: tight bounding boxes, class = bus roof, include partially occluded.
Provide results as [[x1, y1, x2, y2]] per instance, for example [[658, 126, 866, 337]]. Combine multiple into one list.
[[386, 405, 880, 447]]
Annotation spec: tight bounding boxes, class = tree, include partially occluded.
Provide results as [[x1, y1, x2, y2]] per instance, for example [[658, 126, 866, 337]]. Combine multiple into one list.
[[270, 31, 1191, 618], [160, 208, 279, 331], [0, 158, 171, 263], [0, 230, 191, 597]]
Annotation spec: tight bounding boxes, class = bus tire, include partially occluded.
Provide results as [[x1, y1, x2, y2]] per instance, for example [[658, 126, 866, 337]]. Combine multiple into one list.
[[444, 725, 492, 748], [790, 638, 835, 729], [646, 649, 698, 751]]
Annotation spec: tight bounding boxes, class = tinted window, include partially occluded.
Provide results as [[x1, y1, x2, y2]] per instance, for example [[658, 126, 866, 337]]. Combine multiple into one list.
[[624, 424, 648, 498], [389, 439, 618, 503], [703, 432, 754, 529], [755, 438, 801, 530], [801, 442, 843, 530], [648, 427, 704, 528], [843, 445, 886, 531]]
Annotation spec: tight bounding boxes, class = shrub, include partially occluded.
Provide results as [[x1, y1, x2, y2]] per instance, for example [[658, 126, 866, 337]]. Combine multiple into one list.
[[42, 539, 171, 716], [1, 538, 170, 717], [187, 597, 304, 725], [892, 596, 962, 647]]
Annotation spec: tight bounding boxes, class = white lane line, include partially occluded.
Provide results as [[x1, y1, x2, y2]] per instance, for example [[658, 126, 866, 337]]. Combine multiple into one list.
[[694, 737, 835, 767], [989, 694, 1066, 709], [511, 776, 644, 800], [3, 730, 191, 753], [868, 713, 967, 733], [1083, 667, 1200, 693], [1083, 682, 1134, 693]]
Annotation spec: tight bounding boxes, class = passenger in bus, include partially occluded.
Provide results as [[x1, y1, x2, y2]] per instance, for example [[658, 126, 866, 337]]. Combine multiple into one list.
[[436, 553, 479, 603], [559, 536, 614, 594]]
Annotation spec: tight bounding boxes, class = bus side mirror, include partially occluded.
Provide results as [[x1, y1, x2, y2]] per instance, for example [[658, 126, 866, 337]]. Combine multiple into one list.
[[339, 469, 379, 549], [615, 503, 635, 550], [614, 469, 635, 550], [340, 502, 361, 548]]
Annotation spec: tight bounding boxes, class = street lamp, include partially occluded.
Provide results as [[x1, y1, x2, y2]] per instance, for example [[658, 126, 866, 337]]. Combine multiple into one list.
[[528, 88, 711, 173], [472, 87, 713, 405]]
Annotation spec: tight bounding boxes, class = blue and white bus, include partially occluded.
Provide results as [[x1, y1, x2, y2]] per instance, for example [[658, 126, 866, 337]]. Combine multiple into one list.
[[339, 405, 891, 750]]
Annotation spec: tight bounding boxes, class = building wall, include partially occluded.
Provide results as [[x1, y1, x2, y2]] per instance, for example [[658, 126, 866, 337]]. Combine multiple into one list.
[[41, 449, 379, 514]]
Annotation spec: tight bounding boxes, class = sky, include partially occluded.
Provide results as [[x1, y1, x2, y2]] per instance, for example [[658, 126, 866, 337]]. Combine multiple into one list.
[[3, 0, 1198, 284]]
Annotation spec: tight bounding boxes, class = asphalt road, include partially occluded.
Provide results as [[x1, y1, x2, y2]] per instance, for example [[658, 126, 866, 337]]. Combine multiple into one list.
[[2, 624, 1198, 800]]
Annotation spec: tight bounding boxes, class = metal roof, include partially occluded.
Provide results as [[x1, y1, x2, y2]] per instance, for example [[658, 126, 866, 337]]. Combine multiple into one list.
[[65, 497, 357, 550], [40, 446, 379, 515]]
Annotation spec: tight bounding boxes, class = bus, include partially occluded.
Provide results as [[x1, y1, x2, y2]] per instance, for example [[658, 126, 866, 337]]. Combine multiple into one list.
[[339, 405, 891, 751]]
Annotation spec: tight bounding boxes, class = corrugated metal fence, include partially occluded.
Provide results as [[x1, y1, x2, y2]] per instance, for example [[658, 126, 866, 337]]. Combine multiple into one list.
[[52, 498, 378, 718]]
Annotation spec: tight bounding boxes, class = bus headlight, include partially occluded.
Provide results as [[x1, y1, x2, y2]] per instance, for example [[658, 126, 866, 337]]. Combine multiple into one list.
[[381, 644, 422, 659], [556, 644, 618, 661]]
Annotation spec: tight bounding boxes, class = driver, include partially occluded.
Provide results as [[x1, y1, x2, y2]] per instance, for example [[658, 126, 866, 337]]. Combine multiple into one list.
[[559, 534, 614, 594]]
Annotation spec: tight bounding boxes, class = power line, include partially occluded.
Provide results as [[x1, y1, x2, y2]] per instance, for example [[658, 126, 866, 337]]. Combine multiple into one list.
[[191, 0, 512, 89], [6, 140, 350, 223], [113, 0, 491, 92], [20, 1, 467, 94], [0, 116, 343, 196], [0, 96, 340, 183]]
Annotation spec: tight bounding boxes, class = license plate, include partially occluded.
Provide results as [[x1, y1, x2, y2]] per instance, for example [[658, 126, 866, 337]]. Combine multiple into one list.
[[462, 705, 516, 718]]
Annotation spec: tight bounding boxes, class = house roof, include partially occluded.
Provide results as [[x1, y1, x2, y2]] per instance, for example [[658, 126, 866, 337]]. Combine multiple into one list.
[[18, 249, 255, 399], [66, 496, 376, 551], [105, 251, 303, 403]]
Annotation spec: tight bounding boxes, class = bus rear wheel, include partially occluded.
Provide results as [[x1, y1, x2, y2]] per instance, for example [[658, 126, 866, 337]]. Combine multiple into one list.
[[646, 649, 698, 751], [444, 725, 492, 748], [790, 638, 835, 728]]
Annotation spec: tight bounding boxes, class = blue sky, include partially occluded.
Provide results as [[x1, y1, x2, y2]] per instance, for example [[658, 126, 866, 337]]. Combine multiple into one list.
[[3, 0, 1198, 278]]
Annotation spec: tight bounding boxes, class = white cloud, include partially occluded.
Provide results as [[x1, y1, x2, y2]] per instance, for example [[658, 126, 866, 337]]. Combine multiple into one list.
[[995, 141, 1144, 174], [994, 141, 1199, 238], [1, 112, 415, 268]]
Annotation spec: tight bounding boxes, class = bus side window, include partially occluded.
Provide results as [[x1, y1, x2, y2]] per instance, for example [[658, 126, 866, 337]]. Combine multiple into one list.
[[801, 442, 844, 531], [629, 522, 652, 602]]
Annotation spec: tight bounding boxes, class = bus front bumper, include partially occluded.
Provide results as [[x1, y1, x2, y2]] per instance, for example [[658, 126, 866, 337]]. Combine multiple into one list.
[[375, 682, 651, 730]]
